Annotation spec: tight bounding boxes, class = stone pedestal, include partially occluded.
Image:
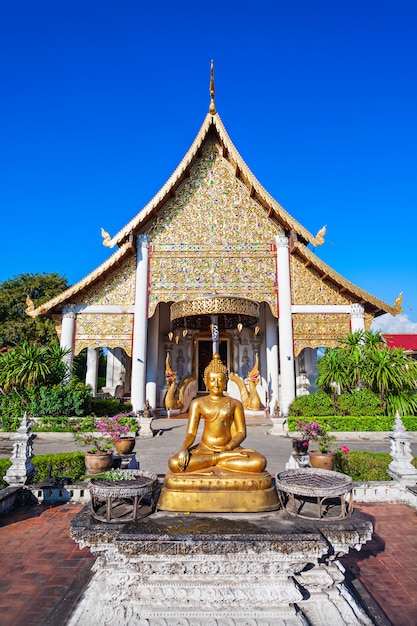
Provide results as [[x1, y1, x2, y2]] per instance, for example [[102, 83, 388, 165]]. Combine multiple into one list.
[[269, 416, 288, 436], [69, 507, 374, 625], [139, 417, 153, 438], [158, 468, 279, 512]]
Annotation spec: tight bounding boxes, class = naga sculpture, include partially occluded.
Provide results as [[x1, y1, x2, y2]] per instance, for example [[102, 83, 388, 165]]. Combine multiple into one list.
[[230, 354, 262, 411], [164, 354, 195, 411]]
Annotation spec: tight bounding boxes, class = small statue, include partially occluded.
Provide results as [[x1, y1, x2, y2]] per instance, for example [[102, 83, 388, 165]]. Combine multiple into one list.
[[168, 353, 266, 474], [143, 400, 152, 419]]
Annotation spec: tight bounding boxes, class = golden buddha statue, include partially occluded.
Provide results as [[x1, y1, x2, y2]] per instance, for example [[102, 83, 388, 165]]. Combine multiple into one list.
[[168, 353, 266, 473], [158, 354, 279, 512]]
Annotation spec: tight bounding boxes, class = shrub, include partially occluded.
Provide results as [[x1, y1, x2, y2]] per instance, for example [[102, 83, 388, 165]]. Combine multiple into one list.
[[90, 398, 132, 417], [0, 452, 86, 488], [30, 452, 86, 483], [336, 389, 384, 416], [335, 450, 392, 481], [0, 459, 12, 488], [28, 382, 92, 417], [288, 391, 334, 417], [287, 415, 417, 432]]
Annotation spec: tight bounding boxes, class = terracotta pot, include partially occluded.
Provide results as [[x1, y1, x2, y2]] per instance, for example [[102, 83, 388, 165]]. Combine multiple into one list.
[[292, 439, 309, 454], [84, 452, 114, 475], [115, 437, 136, 455], [308, 450, 336, 471]]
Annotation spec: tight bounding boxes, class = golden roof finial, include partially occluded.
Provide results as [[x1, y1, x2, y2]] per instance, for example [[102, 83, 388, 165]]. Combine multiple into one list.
[[209, 59, 216, 115], [101, 227, 112, 248], [25, 295, 35, 315], [315, 225, 326, 246], [393, 292, 403, 315]]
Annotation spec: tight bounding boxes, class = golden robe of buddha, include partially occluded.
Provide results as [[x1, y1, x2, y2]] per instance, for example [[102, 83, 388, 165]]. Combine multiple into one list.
[[168, 353, 266, 474]]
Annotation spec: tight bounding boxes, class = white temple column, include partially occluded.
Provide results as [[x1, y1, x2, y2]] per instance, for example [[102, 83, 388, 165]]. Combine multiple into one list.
[[85, 347, 99, 396], [60, 305, 76, 380], [145, 306, 160, 410], [350, 303, 365, 332], [131, 235, 150, 413], [266, 312, 280, 413], [275, 235, 295, 415]]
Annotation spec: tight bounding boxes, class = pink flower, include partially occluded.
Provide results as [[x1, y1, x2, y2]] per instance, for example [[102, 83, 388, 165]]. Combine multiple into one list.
[[339, 445, 350, 454]]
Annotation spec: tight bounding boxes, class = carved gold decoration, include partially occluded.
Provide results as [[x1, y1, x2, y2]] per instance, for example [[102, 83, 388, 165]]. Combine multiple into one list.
[[393, 292, 403, 315], [315, 225, 326, 245], [101, 227, 113, 248], [171, 296, 259, 323], [292, 313, 351, 357], [72, 255, 136, 307], [74, 313, 133, 356], [290, 255, 356, 306], [146, 137, 279, 317], [25, 295, 35, 316]]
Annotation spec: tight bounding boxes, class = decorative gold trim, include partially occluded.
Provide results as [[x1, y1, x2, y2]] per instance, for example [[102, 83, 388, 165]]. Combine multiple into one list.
[[170, 296, 259, 322]]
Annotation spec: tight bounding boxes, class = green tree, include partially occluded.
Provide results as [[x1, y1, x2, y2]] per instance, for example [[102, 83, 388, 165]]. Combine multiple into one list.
[[315, 331, 417, 416], [0, 341, 70, 392], [0, 272, 68, 348], [316, 347, 350, 400]]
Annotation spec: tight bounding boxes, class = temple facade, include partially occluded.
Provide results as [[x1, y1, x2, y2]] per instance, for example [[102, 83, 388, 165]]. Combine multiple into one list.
[[28, 73, 398, 415]]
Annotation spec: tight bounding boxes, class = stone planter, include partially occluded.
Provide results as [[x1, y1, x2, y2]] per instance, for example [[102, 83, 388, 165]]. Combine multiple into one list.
[[309, 450, 336, 471], [114, 437, 135, 455], [84, 452, 114, 476]]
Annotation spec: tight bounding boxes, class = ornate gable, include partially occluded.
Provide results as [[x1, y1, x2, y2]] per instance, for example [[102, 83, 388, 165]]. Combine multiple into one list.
[[144, 134, 282, 316]]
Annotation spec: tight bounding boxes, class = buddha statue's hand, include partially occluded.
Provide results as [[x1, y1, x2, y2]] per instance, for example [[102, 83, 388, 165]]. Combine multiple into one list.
[[177, 449, 190, 471]]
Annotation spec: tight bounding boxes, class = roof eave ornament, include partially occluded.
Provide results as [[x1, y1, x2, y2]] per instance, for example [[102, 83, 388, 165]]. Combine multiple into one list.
[[209, 59, 216, 116], [393, 292, 403, 316]]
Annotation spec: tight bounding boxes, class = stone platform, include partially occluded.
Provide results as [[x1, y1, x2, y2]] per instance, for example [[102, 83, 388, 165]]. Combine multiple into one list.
[[69, 505, 375, 625]]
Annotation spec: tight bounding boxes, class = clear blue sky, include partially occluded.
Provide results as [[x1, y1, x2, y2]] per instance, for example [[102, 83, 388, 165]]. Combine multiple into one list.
[[1, 1, 416, 332]]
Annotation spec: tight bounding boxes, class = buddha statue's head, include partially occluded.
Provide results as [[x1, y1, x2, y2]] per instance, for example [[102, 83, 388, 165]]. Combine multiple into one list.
[[203, 353, 228, 387]]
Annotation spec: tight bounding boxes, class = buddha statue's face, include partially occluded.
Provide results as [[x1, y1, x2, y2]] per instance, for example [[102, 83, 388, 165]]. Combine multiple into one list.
[[206, 371, 226, 396]]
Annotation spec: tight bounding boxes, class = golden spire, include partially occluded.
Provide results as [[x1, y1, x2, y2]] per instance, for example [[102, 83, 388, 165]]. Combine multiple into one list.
[[209, 60, 216, 115]]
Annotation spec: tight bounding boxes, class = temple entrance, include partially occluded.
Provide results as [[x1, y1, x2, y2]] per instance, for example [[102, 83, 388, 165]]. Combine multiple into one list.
[[197, 339, 228, 392]]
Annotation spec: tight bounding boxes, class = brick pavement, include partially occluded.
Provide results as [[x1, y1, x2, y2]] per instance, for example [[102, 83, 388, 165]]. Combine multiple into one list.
[[341, 502, 417, 626], [0, 503, 94, 626], [0, 500, 416, 625]]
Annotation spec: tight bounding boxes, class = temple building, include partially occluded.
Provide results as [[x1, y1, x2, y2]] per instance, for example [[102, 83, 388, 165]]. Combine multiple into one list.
[[27, 65, 400, 416]]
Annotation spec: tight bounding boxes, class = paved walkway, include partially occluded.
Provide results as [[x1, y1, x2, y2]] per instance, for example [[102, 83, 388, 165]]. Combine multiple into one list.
[[0, 499, 416, 625]]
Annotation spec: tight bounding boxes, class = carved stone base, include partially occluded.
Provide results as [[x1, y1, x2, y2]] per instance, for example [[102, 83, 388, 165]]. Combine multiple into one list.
[[69, 507, 375, 625], [158, 468, 280, 512]]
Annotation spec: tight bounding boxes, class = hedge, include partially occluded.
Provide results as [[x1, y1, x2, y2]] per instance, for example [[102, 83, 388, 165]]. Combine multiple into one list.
[[287, 415, 417, 432], [0, 452, 85, 489]]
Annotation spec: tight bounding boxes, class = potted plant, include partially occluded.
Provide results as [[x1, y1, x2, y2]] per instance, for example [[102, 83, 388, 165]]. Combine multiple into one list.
[[75, 431, 114, 475], [295, 421, 337, 470], [97, 413, 137, 455]]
